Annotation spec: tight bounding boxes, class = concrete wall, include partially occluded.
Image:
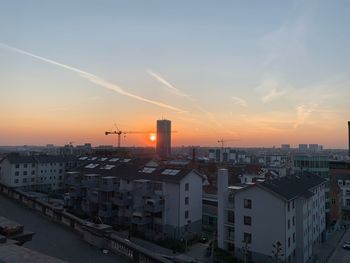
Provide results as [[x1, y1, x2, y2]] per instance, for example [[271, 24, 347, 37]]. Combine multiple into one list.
[[0, 183, 171, 263], [234, 186, 287, 262]]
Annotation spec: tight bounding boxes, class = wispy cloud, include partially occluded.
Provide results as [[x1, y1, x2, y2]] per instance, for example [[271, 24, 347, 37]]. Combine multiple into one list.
[[147, 70, 189, 97], [255, 76, 288, 103], [0, 43, 185, 113], [231, 96, 247, 107], [293, 104, 317, 129]]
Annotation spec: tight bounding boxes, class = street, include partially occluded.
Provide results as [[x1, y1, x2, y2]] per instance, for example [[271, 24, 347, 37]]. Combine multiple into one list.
[[0, 194, 129, 263], [329, 227, 350, 263]]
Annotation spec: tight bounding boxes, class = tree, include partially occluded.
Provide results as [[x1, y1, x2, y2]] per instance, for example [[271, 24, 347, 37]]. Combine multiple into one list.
[[271, 241, 284, 263]]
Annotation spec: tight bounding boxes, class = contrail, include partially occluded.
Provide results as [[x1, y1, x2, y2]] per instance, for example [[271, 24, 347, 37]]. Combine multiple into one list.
[[147, 68, 237, 135], [147, 70, 189, 97], [0, 43, 185, 113]]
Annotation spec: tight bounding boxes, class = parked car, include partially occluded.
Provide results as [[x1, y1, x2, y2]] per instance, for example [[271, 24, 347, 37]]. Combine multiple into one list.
[[343, 243, 350, 250]]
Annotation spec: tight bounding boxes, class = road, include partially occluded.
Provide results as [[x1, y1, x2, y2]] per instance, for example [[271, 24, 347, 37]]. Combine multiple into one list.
[[329, 227, 350, 263], [0, 194, 129, 263]]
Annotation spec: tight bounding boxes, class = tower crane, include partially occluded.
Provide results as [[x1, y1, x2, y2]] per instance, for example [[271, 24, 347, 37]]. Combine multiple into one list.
[[105, 126, 148, 148], [105, 124, 178, 148], [217, 138, 240, 152]]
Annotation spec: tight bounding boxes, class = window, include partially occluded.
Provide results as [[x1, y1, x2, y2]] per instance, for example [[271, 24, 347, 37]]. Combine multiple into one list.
[[185, 210, 189, 219], [292, 216, 295, 226], [23, 178, 27, 183], [15, 164, 20, 169], [23, 171, 27, 176], [288, 237, 291, 247], [293, 233, 295, 243], [243, 232, 251, 243], [14, 179, 19, 184], [244, 199, 252, 209], [31, 178, 35, 182], [31, 171, 35, 175], [288, 219, 290, 229], [346, 199, 350, 207], [292, 200, 295, 209], [185, 183, 189, 191], [24, 164, 28, 168], [185, 197, 189, 205], [288, 202, 290, 212], [244, 216, 252, 226], [31, 163, 35, 168], [15, 171, 19, 176]]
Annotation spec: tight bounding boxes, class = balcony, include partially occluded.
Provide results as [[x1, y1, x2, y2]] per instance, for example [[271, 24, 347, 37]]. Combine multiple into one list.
[[87, 190, 99, 203], [112, 192, 132, 206], [343, 205, 350, 211], [132, 213, 152, 225], [65, 172, 81, 186], [68, 186, 82, 198], [98, 204, 118, 218], [144, 198, 164, 213], [82, 174, 99, 188], [99, 177, 119, 192]]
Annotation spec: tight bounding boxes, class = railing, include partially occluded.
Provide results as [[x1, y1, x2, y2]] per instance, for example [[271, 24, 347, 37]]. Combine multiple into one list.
[[144, 202, 164, 213], [0, 183, 172, 263]]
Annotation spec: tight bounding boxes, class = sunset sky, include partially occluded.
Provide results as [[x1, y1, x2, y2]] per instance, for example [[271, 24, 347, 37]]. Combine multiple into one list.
[[1, 0, 349, 148]]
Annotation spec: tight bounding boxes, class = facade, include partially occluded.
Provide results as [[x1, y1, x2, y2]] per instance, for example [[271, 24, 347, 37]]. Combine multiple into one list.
[[156, 119, 171, 159], [217, 169, 326, 263], [65, 157, 203, 240], [0, 155, 76, 191], [208, 148, 248, 164], [202, 193, 217, 237], [292, 155, 331, 225], [329, 161, 350, 223]]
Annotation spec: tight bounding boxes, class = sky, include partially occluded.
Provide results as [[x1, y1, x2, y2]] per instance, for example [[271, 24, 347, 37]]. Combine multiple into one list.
[[0, 0, 349, 148]]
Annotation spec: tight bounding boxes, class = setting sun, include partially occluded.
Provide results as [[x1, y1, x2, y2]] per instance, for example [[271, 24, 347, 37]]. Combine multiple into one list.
[[149, 134, 156, 142]]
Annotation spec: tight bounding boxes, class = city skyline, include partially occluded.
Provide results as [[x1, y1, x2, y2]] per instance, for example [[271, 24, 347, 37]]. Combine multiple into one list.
[[1, 1, 350, 148]]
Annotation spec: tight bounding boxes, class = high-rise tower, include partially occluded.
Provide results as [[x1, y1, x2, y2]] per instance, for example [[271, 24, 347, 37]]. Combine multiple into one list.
[[156, 119, 171, 159]]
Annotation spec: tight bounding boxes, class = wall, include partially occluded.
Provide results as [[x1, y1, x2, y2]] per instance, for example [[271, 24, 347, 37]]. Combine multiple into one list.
[[0, 183, 171, 263]]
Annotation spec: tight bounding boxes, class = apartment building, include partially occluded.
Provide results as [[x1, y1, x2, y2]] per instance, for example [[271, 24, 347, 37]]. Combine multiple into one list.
[[65, 157, 203, 240], [0, 155, 77, 191], [217, 169, 326, 263], [208, 148, 249, 164], [329, 160, 350, 223]]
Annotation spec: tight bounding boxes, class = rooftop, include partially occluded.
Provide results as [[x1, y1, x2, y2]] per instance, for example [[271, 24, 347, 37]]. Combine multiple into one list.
[[259, 172, 326, 200]]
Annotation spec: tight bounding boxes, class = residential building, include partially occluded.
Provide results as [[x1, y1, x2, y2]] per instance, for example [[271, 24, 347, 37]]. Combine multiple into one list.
[[217, 169, 326, 263], [156, 119, 171, 159], [281, 144, 291, 151], [329, 160, 350, 223], [208, 148, 248, 164], [0, 155, 77, 191], [299, 144, 308, 152], [65, 156, 203, 240]]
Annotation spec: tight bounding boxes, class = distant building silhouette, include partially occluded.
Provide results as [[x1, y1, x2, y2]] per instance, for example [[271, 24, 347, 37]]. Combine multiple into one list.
[[156, 119, 171, 159], [348, 121, 350, 156]]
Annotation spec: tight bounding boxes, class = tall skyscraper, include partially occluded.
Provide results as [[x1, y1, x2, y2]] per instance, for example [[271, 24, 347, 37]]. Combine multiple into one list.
[[156, 119, 171, 159]]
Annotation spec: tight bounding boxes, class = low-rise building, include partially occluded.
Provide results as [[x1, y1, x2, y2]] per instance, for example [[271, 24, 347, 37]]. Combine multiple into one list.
[[65, 157, 204, 240], [217, 169, 326, 263], [0, 155, 77, 191]]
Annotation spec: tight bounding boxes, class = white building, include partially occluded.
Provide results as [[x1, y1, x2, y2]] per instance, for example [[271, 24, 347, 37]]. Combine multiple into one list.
[[217, 169, 326, 263], [0, 155, 76, 191]]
